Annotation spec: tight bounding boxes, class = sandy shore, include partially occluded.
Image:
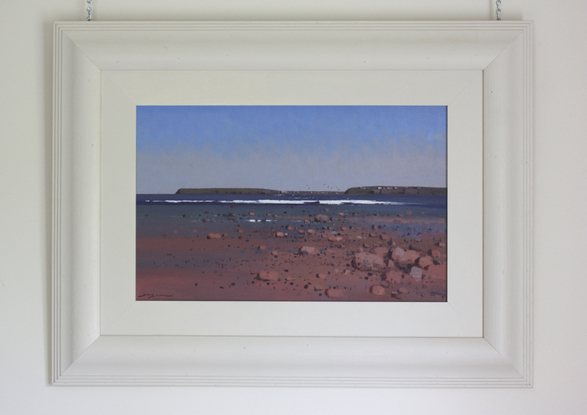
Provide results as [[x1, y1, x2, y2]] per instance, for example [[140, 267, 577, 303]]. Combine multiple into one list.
[[136, 212, 447, 302]]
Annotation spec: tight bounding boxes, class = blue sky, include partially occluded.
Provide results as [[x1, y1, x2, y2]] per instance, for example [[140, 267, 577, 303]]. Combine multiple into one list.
[[136, 106, 446, 194]]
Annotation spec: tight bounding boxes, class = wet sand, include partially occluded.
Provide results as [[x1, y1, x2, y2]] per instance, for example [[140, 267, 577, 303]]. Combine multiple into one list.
[[136, 212, 447, 302]]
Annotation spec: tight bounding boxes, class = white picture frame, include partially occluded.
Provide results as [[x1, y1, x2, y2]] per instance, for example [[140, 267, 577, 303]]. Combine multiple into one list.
[[52, 21, 533, 387]]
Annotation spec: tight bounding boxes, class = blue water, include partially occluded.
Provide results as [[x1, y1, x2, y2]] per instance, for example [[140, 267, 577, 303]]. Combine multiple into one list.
[[136, 193, 447, 239]]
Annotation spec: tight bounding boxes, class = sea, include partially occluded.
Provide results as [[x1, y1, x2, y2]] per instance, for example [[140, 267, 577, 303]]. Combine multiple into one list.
[[136, 193, 447, 239]]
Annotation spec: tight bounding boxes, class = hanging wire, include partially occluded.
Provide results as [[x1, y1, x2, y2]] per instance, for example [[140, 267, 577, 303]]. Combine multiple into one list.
[[86, 0, 93, 21], [496, 0, 502, 20]]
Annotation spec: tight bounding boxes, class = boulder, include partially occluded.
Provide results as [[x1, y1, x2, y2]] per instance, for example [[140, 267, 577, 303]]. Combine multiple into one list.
[[410, 266, 423, 280], [325, 288, 344, 299], [427, 264, 447, 280], [256, 271, 280, 281], [370, 285, 386, 295], [417, 255, 434, 269], [403, 250, 420, 264], [382, 270, 403, 283], [275, 231, 285, 238], [371, 247, 390, 258], [352, 252, 386, 271], [315, 214, 329, 222], [299, 246, 319, 256], [391, 247, 405, 261]]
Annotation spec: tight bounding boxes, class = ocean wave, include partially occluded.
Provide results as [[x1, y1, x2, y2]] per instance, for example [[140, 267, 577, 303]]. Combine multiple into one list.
[[144, 198, 410, 206]]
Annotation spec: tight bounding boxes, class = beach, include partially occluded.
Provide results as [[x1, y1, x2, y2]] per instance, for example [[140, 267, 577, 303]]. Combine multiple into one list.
[[136, 194, 447, 302]]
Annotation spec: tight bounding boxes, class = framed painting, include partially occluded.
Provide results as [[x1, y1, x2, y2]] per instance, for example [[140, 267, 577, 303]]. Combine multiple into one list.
[[52, 21, 533, 386], [135, 104, 450, 304]]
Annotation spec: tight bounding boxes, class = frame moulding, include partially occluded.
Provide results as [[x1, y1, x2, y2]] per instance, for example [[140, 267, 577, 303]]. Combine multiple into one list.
[[52, 21, 533, 387]]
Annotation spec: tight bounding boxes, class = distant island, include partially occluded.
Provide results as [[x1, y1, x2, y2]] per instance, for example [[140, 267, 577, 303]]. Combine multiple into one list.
[[175, 186, 446, 196]]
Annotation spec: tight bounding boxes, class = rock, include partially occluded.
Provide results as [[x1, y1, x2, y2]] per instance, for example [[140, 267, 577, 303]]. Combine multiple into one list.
[[256, 271, 280, 281], [352, 252, 386, 271], [237, 229, 244, 234], [427, 264, 447, 280], [410, 266, 423, 280], [370, 285, 386, 295], [417, 255, 434, 269], [341, 226, 348, 231], [271, 250, 279, 257], [298, 229, 306, 234], [287, 225, 294, 230], [206, 233, 222, 239], [391, 247, 405, 261], [371, 247, 389, 258], [257, 245, 267, 250], [406, 210, 412, 215], [382, 270, 403, 283], [316, 273, 327, 279], [428, 249, 441, 259], [338, 212, 345, 217], [436, 242, 446, 248], [249, 212, 255, 216], [398, 286, 409, 294], [275, 231, 285, 238], [380, 234, 391, 241], [328, 235, 343, 242], [325, 288, 344, 299], [299, 246, 319, 256], [315, 214, 329, 222], [403, 250, 420, 264], [306, 229, 315, 234]]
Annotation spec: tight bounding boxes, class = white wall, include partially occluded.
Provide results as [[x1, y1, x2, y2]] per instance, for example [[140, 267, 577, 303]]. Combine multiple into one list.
[[1, 1, 586, 414]]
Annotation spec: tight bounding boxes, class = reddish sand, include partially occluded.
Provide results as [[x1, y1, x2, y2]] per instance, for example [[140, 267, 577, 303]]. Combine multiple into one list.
[[136, 216, 447, 302]]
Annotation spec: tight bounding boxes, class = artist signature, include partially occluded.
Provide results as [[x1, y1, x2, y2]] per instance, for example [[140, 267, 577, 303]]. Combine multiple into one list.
[[137, 293, 174, 299]]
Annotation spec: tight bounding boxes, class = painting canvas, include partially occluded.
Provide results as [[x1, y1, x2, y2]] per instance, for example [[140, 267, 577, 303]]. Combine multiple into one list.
[[136, 106, 447, 302]]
